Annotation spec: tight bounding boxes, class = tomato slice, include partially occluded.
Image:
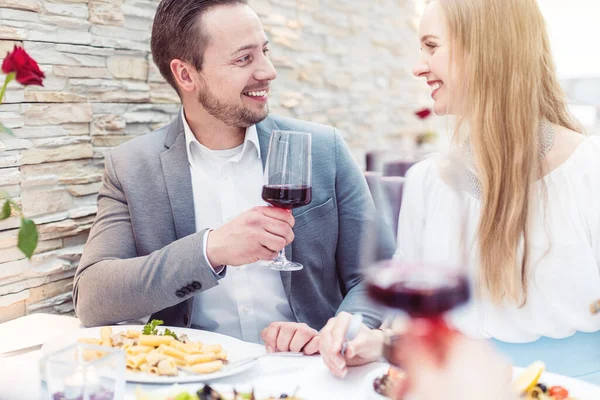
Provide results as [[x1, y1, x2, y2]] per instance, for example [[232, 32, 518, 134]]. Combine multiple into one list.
[[548, 386, 569, 400]]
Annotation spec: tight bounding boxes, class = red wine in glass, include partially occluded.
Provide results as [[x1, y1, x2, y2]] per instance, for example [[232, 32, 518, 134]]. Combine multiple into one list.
[[367, 271, 470, 318], [262, 185, 312, 210], [259, 130, 312, 271], [366, 261, 470, 368]]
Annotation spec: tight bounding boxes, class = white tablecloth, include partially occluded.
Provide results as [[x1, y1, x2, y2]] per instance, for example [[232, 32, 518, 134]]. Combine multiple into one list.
[[0, 314, 385, 400]]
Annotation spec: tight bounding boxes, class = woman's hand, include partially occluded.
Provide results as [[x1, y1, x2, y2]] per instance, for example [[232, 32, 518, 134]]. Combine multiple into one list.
[[319, 312, 385, 378]]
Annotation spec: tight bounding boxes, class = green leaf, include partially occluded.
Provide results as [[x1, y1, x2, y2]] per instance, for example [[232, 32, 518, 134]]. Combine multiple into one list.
[[0, 122, 14, 136], [142, 319, 164, 336], [163, 328, 179, 341], [173, 392, 194, 400], [0, 201, 10, 220], [18, 218, 38, 259]]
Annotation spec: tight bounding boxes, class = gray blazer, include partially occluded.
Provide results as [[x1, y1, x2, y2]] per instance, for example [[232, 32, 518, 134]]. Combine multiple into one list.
[[73, 112, 396, 330]]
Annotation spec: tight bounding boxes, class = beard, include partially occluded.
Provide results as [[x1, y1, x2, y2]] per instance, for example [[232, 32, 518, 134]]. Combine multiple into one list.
[[196, 78, 269, 128]]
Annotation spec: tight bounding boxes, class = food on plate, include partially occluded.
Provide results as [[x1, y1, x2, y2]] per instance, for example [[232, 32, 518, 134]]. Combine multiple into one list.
[[134, 384, 302, 400], [372, 361, 576, 400], [590, 299, 600, 314], [513, 361, 576, 400], [373, 366, 407, 399], [78, 320, 227, 377]]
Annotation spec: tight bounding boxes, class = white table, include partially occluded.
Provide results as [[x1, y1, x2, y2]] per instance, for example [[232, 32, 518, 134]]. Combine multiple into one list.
[[0, 314, 385, 400]]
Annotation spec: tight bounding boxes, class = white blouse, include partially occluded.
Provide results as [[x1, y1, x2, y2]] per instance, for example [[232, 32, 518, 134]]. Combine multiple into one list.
[[394, 136, 600, 343]]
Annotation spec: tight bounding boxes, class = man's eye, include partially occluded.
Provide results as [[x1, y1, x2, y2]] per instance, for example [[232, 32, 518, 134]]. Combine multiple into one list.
[[263, 48, 270, 55], [425, 43, 437, 49], [238, 55, 251, 63]]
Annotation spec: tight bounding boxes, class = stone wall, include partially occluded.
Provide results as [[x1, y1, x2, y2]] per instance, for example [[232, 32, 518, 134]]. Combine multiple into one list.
[[0, 0, 426, 323]]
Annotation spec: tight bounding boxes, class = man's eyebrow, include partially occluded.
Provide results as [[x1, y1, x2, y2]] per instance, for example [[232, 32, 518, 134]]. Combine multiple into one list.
[[231, 40, 270, 56]]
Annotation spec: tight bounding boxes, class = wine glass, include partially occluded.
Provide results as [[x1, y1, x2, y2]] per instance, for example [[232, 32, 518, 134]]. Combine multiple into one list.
[[365, 150, 472, 368], [259, 130, 312, 271]]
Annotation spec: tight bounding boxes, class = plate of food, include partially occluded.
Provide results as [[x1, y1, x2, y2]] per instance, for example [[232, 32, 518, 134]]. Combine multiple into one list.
[[133, 383, 305, 400], [364, 365, 408, 400], [41, 319, 265, 384], [364, 361, 600, 399]]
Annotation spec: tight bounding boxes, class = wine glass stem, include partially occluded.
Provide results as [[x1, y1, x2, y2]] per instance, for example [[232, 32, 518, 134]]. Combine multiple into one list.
[[274, 247, 288, 263]]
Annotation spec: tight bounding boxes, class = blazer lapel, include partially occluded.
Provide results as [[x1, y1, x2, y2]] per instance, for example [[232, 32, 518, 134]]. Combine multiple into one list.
[[160, 112, 196, 240], [257, 117, 295, 308]]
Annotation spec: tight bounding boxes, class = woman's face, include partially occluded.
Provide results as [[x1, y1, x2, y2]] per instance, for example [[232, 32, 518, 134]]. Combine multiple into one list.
[[413, 1, 457, 115]]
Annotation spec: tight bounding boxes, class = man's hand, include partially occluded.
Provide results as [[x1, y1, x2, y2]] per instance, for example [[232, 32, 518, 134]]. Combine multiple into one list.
[[261, 322, 320, 355], [206, 206, 295, 267]]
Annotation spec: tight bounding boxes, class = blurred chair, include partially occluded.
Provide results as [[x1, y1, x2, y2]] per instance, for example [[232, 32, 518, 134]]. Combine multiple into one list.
[[379, 176, 405, 238], [382, 160, 416, 177], [364, 171, 405, 241], [363, 171, 381, 195], [365, 150, 385, 172]]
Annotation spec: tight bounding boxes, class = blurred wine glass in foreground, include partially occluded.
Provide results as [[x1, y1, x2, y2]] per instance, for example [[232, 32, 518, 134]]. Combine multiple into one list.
[[364, 151, 473, 369]]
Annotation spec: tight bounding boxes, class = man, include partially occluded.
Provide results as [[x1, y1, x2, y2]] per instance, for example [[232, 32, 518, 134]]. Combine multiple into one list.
[[73, 0, 395, 354]]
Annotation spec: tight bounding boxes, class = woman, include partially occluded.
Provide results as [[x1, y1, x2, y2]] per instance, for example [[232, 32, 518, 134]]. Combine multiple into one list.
[[320, 0, 600, 385]]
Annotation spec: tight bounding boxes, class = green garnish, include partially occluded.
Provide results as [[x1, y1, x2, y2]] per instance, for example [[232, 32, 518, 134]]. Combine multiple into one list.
[[173, 393, 197, 400], [164, 328, 179, 340], [142, 319, 164, 335], [142, 319, 179, 341]]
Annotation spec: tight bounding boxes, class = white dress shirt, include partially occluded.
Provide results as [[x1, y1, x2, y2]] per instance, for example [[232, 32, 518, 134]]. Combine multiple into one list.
[[395, 136, 600, 342], [182, 109, 295, 343]]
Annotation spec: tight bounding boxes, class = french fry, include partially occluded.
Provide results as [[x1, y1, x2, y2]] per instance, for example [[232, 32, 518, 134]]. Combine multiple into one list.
[[100, 326, 112, 341], [139, 335, 174, 347], [203, 344, 222, 354], [125, 329, 141, 339], [126, 353, 146, 369], [158, 344, 187, 361], [188, 360, 223, 374], [184, 352, 219, 366], [126, 345, 153, 356]]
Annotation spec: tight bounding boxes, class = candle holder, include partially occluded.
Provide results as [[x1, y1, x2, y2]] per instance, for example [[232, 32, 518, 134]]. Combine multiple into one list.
[[41, 343, 125, 400]]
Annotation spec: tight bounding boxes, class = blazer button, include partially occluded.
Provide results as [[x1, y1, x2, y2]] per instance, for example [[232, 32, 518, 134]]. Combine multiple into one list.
[[186, 285, 194, 292], [192, 281, 201, 290], [181, 287, 190, 295], [175, 290, 185, 298]]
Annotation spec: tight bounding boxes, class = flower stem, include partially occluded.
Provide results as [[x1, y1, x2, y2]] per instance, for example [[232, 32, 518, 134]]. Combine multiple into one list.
[[0, 72, 16, 104], [0, 190, 22, 215]]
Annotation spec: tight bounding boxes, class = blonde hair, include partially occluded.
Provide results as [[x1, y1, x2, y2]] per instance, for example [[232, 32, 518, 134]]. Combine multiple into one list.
[[436, 0, 583, 304]]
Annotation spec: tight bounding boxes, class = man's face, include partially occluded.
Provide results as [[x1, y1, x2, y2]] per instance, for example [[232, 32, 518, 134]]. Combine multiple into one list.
[[195, 4, 277, 128]]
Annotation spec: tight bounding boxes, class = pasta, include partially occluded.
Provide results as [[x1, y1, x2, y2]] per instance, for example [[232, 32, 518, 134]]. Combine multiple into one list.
[[77, 325, 228, 377]]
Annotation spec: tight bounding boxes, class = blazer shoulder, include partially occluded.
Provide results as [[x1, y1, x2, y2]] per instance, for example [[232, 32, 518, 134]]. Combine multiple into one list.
[[268, 115, 337, 139], [108, 123, 171, 163]]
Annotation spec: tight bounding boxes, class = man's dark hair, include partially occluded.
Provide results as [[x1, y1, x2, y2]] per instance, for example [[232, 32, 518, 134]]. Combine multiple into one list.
[[151, 0, 248, 93]]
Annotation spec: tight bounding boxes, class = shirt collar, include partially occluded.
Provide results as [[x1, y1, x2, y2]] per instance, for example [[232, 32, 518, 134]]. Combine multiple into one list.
[[181, 108, 261, 163]]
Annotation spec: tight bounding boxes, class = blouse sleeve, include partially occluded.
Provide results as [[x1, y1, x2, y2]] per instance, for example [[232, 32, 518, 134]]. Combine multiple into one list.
[[585, 137, 600, 271], [393, 158, 433, 262]]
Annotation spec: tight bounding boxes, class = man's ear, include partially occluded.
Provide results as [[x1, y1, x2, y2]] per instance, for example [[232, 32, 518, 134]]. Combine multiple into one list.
[[170, 59, 196, 93]]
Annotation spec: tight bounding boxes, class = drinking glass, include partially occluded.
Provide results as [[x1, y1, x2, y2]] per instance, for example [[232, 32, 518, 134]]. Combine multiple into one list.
[[365, 150, 472, 367], [42, 343, 125, 400], [259, 130, 312, 271]]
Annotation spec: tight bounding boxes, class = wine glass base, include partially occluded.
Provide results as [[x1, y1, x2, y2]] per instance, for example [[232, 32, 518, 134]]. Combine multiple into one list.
[[258, 260, 303, 272]]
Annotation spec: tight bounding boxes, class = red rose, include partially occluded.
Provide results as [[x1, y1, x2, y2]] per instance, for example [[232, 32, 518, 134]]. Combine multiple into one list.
[[415, 108, 432, 119], [2, 46, 45, 86]]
